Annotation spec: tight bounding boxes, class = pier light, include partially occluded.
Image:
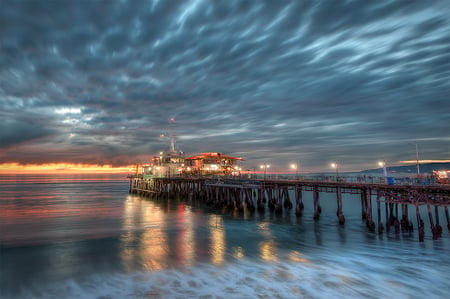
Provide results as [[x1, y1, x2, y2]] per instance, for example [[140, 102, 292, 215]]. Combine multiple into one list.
[[260, 164, 270, 180], [290, 163, 299, 179], [331, 163, 339, 181], [378, 161, 388, 179]]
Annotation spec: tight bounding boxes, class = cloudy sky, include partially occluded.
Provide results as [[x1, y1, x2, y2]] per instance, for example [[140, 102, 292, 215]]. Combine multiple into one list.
[[1, 0, 449, 172]]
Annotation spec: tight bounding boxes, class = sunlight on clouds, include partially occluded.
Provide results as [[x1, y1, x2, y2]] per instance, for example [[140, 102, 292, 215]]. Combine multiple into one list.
[[0, 163, 132, 174], [54, 107, 82, 115]]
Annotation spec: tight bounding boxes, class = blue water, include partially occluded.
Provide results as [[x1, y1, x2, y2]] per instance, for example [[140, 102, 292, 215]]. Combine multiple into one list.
[[1, 174, 449, 298]]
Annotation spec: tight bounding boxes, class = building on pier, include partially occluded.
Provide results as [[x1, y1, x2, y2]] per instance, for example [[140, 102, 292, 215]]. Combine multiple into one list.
[[141, 151, 185, 178], [139, 152, 244, 178], [182, 152, 244, 176]]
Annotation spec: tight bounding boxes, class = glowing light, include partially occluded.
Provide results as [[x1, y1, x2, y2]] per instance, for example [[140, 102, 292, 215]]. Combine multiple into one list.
[[208, 215, 225, 265], [400, 160, 450, 163]]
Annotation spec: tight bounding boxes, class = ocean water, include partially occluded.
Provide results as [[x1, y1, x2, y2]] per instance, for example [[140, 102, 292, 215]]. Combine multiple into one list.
[[1, 174, 449, 299]]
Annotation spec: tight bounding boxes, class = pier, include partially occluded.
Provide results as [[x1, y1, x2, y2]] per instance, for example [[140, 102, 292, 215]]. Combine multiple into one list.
[[130, 176, 450, 242]]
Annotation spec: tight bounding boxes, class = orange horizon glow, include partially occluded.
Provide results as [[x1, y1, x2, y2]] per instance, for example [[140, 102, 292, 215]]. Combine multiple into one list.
[[400, 160, 450, 164], [0, 163, 134, 174]]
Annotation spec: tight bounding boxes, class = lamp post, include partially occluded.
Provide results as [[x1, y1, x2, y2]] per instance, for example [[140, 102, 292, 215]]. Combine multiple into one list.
[[331, 162, 339, 182], [290, 163, 298, 180], [415, 143, 420, 176], [260, 164, 270, 180], [378, 161, 388, 182]]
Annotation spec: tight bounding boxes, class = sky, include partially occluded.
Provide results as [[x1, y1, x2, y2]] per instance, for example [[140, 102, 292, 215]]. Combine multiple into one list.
[[1, 0, 449, 173]]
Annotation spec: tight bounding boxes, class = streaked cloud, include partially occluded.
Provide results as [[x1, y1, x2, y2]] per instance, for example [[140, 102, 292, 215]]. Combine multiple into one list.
[[0, 0, 449, 172]]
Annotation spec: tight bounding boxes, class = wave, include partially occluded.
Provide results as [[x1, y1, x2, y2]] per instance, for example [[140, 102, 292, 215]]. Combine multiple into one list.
[[5, 256, 447, 299]]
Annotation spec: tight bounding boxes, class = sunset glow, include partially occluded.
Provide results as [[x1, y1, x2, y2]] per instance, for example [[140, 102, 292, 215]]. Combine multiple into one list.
[[0, 163, 132, 174], [400, 160, 450, 164]]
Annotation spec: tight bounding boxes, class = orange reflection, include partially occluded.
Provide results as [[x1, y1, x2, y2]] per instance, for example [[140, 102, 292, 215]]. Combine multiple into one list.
[[287, 250, 310, 263], [0, 163, 132, 174], [120, 197, 169, 271], [174, 204, 195, 266], [208, 215, 226, 265], [258, 223, 278, 262], [232, 246, 245, 259]]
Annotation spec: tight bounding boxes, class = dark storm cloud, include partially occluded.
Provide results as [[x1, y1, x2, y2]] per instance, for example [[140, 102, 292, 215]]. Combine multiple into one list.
[[1, 0, 449, 170]]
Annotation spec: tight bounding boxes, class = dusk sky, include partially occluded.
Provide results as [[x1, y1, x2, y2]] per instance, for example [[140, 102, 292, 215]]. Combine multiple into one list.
[[1, 0, 449, 172]]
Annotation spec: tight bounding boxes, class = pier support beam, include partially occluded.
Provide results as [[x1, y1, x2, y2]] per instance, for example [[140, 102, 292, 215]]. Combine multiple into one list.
[[377, 192, 384, 234], [445, 206, 450, 234], [427, 204, 438, 240], [434, 206, 442, 239], [361, 190, 367, 220], [416, 205, 425, 242], [336, 186, 345, 225], [365, 188, 375, 232], [283, 188, 292, 210], [257, 187, 265, 212], [295, 185, 304, 217], [313, 186, 321, 220]]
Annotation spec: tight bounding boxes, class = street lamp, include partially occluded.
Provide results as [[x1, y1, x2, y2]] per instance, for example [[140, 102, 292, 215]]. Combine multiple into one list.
[[378, 161, 388, 180], [260, 164, 270, 180], [415, 143, 420, 176], [331, 162, 339, 181], [290, 163, 298, 180], [408, 142, 421, 176]]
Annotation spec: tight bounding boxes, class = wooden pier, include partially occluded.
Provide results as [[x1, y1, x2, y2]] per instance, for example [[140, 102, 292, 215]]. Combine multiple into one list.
[[129, 176, 450, 242]]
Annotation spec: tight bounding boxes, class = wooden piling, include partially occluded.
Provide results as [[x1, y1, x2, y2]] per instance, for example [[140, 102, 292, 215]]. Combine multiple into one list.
[[365, 188, 375, 232], [427, 204, 437, 240], [445, 206, 450, 234], [434, 206, 442, 238], [416, 205, 425, 242], [377, 192, 384, 234], [313, 186, 320, 220], [361, 190, 367, 220], [336, 186, 345, 225], [295, 185, 304, 217]]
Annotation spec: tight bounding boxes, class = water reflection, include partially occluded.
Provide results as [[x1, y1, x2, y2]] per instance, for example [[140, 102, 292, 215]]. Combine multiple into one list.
[[208, 215, 226, 265], [174, 203, 195, 266], [257, 222, 278, 262], [232, 246, 245, 259], [121, 196, 169, 271]]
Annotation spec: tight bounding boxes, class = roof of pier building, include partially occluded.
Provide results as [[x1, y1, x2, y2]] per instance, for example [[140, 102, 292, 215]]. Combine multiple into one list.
[[184, 152, 244, 161]]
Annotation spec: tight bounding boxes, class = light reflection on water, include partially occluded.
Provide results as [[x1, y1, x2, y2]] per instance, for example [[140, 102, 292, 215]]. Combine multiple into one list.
[[0, 174, 449, 298]]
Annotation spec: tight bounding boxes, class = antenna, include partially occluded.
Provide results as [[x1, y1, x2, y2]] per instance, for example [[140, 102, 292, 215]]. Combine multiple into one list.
[[169, 117, 175, 153]]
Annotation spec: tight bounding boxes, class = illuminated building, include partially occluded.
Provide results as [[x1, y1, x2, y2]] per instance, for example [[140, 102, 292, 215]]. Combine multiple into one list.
[[182, 152, 243, 176]]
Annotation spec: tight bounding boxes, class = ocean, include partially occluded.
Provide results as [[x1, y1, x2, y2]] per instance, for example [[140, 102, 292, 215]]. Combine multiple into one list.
[[1, 174, 449, 299]]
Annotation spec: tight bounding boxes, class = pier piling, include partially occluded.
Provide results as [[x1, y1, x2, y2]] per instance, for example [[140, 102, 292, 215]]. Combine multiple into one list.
[[129, 176, 449, 242]]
